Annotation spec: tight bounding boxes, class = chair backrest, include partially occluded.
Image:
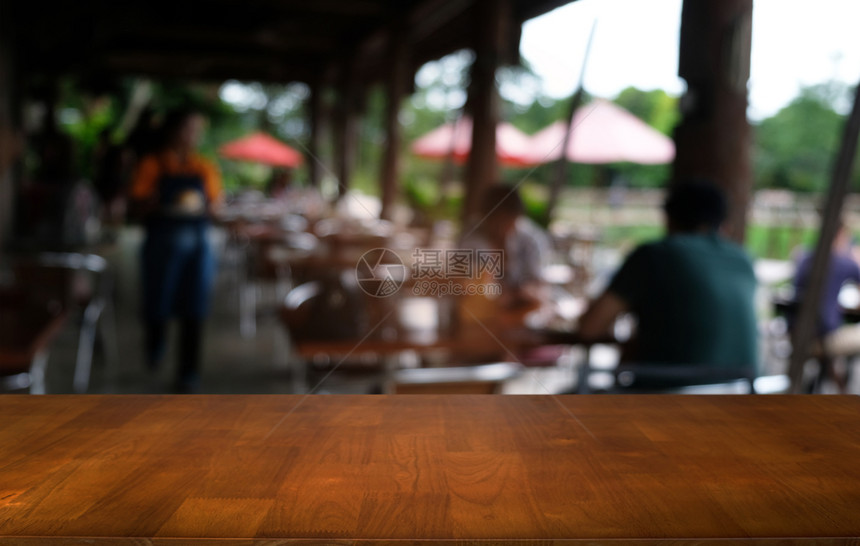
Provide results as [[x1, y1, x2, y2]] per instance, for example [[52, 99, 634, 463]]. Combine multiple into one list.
[[613, 364, 757, 393], [282, 231, 318, 251], [387, 362, 523, 394], [281, 277, 369, 341], [662, 375, 790, 395], [281, 281, 323, 331], [772, 296, 798, 324], [34, 252, 108, 274], [12, 252, 110, 308]]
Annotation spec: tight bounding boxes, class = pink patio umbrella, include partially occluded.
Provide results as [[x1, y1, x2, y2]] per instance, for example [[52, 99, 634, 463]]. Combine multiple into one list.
[[528, 99, 675, 165], [219, 132, 304, 167], [411, 117, 538, 168]]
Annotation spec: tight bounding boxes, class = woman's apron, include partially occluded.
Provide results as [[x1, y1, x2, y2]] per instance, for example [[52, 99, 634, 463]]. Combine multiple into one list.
[[141, 166, 215, 321]]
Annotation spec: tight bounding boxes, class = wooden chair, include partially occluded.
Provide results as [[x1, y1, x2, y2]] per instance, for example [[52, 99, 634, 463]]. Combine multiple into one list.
[[279, 278, 380, 392]]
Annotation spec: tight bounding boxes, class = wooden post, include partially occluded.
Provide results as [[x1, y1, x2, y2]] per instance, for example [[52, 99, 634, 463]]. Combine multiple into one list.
[[379, 26, 410, 221], [0, 3, 19, 246], [672, 0, 753, 243], [307, 82, 324, 188], [333, 61, 359, 200], [462, 0, 511, 225], [788, 82, 860, 393], [543, 22, 597, 228]]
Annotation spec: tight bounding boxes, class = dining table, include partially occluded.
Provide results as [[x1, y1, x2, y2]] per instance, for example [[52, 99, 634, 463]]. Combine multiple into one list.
[[1, 394, 858, 544], [291, 327, 615, 393]]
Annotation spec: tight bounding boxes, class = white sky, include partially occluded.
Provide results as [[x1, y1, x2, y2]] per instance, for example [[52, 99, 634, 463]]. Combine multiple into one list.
[[520, 0, 860, 121], [221, 1, 860, 123]]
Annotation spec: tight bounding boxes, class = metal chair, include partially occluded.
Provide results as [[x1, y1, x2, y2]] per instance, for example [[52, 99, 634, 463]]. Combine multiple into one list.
[[0, 288, 66, 394], [279, 280, 324, 393], [280, 280, 324, 333], [772, 295, 851, 393], [240, 230, 318, 338], [606, 364, 788, 394], [14, 252, 118, 393]]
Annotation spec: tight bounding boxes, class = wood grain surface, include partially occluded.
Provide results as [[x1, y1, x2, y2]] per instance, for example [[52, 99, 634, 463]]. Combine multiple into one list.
[[0, 395, 859, 545]]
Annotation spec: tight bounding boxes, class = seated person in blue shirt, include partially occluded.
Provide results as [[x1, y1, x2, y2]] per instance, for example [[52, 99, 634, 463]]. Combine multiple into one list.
[[793, 221, 860, 393], [578, 179, 759, 389]]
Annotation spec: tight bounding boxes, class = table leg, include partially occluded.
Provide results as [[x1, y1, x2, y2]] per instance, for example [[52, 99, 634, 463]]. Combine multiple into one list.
[[100, 298, 120, 391], [577, 346, 592, 394], [30, 349, 49, 395], [292, 356, 308, 394], [74, 302, 101, 393]]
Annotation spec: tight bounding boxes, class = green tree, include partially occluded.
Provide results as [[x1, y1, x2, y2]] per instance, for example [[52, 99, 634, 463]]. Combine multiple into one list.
[[613, 86, 679, 136], [754, 82, 850, 192], [506, 93, 579, 135], [605, 87, 679, 189]]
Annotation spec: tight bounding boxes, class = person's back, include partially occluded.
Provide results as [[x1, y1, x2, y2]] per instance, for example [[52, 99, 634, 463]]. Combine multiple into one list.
[[793, 225, 860, 338], [579, 179, 759, 389], [610, 233, 758, 372], [790, 224, 860, 393]]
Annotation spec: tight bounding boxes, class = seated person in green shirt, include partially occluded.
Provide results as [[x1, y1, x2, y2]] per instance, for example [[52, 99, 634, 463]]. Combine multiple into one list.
[[579, 179, 759, 389]]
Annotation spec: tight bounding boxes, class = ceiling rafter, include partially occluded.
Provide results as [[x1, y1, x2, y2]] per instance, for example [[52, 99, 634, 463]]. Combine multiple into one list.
[[11, 0, 575, 85]]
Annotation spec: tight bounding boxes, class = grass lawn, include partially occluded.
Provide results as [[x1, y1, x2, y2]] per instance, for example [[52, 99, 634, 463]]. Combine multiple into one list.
[[599, 223, 820, 261]]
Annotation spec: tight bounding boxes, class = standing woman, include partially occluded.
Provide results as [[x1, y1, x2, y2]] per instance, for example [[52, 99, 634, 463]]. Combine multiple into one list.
[[129, 109, 223, 393]]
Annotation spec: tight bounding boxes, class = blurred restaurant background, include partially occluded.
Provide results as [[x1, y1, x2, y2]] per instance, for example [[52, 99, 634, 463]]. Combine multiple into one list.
[[1, 0, 860, 396]]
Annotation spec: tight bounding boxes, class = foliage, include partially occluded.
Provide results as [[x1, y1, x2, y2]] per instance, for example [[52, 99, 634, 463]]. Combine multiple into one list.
[[746, 224, 817, 260], [613, 86, 679, 136], [609, 87, 679, 189], [403, 176, 440, 210], [42, 53, 856, 214], [506, 95, 569, 134], [600, 222, 819, 262], [211, 80, 311, 191], [517, 181, 550, 225], [753, 83, 853, 193], [51, 77, 254, 190]]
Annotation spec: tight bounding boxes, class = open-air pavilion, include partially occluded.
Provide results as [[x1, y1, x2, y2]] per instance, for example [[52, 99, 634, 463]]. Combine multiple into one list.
[[1, 0, 754, 235], [4, 2, 860, 543]]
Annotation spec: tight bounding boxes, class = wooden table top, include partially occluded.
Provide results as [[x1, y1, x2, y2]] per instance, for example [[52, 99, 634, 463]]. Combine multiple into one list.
[[1, 395, 859, 544]]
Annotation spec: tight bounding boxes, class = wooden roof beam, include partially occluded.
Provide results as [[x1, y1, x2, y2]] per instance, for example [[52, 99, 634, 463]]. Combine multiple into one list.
[[100, 53, 318, 83], [409, 0, 475, 43]]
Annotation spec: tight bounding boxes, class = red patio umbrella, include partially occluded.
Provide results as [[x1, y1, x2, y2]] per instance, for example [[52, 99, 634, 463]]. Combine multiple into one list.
[[219, 132, 304, 167], [528, 99, 675, 165], [411, 117, 538, 168]]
